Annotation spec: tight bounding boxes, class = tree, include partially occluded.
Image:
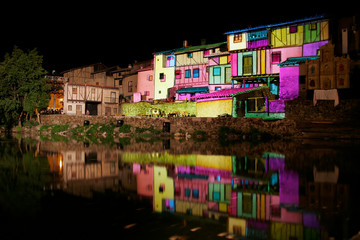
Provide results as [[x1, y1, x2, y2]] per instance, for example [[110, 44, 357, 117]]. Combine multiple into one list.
[[0, 46, 50, 127]]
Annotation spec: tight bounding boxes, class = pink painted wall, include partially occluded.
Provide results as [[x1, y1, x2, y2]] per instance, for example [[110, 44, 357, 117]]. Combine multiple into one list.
[[303, 40, 328, 56], [175, 65, 208, 88], [136, 165, 154, 197], [266, 195, 302, 224], [279, 66, 300, 100], [231, 53, 238, 76], [137, 68, 154, 100], [174, 178, 208, 203], [266, 46, 302, 74]]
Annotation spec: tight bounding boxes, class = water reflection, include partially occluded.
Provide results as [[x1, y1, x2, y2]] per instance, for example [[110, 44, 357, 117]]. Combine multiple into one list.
[[1, 136, 358, 239]]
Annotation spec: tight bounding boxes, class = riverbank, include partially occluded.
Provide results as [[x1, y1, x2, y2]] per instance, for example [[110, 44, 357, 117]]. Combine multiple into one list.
[[8, 115, 299, 141], [4, 114, 360, 141]]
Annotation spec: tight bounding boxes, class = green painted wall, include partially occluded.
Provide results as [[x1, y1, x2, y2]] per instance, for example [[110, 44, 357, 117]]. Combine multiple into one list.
[[121, 101, 196, 116]]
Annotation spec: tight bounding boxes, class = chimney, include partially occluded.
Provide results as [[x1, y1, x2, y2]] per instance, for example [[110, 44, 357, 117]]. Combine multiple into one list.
[[183, 40, 188, 48]]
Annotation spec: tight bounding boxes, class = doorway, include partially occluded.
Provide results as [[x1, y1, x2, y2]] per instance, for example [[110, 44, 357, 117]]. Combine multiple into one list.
[[85, 102, 99, 115]]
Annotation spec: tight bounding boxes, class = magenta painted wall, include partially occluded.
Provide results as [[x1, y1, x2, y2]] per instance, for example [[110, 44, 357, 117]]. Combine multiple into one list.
[[137, 68, 154, 100], [279, 66, 300, 100], [175, 64, 208, 88], [269, 100, 285, 113], [247, 39, 268, 49], [279, 169, 299, 205], [303, 40, 328, 56], [266, 46, 302, 74]]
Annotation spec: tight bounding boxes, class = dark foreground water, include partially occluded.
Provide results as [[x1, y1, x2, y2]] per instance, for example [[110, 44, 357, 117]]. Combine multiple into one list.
[[1, 135, 360, 240]]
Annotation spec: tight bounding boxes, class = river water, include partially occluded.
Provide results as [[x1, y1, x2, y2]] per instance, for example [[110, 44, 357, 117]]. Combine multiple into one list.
[[1, 135, 359, 239]]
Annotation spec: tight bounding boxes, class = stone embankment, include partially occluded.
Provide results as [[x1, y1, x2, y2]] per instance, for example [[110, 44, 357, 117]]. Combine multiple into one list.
[[39, 114, 298, 139]]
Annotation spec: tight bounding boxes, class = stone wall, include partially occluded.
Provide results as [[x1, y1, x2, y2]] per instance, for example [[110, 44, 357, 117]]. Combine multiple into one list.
[[285, 98, 360, 122], [40, 115, 297, 137]]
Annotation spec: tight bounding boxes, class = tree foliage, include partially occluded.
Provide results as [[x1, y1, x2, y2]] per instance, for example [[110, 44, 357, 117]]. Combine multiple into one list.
[[0, 46, 50, 126]]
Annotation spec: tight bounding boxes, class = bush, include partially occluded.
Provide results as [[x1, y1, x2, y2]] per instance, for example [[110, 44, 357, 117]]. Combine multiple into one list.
[[118, 124, 131, 133], [51, 124, 69, 134], [23, 120, 39, 128]]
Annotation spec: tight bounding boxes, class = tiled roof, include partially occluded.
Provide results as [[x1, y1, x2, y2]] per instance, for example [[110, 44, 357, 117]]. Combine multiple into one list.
[[225, 15, 326, 35]]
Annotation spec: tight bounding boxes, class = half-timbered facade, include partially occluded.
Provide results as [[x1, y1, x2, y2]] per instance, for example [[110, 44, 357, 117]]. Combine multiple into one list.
[[63, 83, 119, 116]]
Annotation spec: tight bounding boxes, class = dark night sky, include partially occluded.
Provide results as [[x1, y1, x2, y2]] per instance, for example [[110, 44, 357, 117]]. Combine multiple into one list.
[[0, 1, 355, 73]]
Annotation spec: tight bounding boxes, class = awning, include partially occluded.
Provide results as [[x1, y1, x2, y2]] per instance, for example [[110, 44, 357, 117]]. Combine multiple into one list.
[[278, 56, 320, 67], [230, 86, 269, 97], [177, 86, 209, 94]]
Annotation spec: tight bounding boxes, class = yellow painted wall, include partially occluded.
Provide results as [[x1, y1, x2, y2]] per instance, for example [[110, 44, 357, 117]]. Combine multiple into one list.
[[219, 56, 228, 65], [228, 217, 246, 236], [154, 54, 175, 99], [176, 51, 208, 66], [196, 99, 233, 117], [320, 21, 329, 40], [257, 50, 266, 75], [271, 25, 304, 48], [175, 200, 208, 216], [228, 33, 247, 51], [196, 155, 232, 171], [153, 165, 174, 212]]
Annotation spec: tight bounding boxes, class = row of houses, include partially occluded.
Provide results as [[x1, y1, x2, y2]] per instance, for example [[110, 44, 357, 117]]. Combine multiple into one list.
[[50, 14, 359, 118]]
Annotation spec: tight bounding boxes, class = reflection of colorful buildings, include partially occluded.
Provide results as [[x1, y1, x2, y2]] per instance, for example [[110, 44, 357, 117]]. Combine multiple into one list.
[[126, 151, 349, 239]]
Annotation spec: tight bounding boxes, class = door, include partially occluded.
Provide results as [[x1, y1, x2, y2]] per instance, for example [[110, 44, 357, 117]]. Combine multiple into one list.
[[76, 105, 82, 115], [243, 56, 253, 75], [105, 107, 111, 116], [86, 102, 98, 115]]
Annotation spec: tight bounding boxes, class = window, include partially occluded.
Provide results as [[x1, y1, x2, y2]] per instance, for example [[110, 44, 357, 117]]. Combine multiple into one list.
[[175, 70, 182, 79], [159, 184, 165, 193], [234, 34, 242, 43], [242, 193, 252, 214], [193, 68, 199, 78], [160, 73, 165, 82], [204, 50, 209, 56], [192, 189, 199, 199], [110, 92, 116, 103], [128, 81, 133, 92], [68, 105, 72, 111], [144, 91, 150, 96], [187, 53, 193, 58], [175, 187, 181, 196], [72, 88, 77, 94], [309, 23, 317, 30], [185, 188, 191, 197], [289, 26, 297, 33], [243, 56, 253, 75], [213, 67, 221, 76], [166, 56, 175, 67], [270, 205, 281, 217], [185, 69, 191, 78], [215, 87, 221, 91], [213, 192, 220, 201], [147, 74, 153, 81], [271, 52, 281, 64]]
